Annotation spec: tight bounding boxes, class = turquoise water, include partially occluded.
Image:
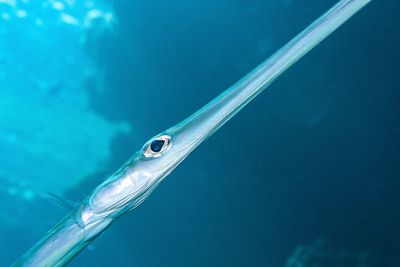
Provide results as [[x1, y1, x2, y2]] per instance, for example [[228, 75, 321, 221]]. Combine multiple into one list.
[[1, 0, 399, 266]]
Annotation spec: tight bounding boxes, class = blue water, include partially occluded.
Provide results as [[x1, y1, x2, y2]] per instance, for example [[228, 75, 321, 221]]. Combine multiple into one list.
[[1, 0, 399, 266]]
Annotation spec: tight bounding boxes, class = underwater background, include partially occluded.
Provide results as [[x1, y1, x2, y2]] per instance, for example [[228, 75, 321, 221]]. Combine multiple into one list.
[[0, 0, 399, 266]]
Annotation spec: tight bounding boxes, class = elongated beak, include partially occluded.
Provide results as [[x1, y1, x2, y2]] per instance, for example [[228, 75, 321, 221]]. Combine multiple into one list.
[[164, 0, 371, 163]]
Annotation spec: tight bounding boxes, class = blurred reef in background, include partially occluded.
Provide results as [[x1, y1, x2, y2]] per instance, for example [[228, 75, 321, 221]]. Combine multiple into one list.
[[0, 0, 130, 229]]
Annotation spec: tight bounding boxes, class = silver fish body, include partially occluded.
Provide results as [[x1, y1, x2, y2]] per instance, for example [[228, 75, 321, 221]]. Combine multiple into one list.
[[13, 0, 372, 265]]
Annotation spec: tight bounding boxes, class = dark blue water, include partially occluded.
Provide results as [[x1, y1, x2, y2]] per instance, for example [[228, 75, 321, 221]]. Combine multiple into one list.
[[0, 0, 399, 266]]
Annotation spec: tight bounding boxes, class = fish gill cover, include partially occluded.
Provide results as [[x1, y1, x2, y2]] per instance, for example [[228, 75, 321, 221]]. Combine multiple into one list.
[[0, 0, 130, 223]]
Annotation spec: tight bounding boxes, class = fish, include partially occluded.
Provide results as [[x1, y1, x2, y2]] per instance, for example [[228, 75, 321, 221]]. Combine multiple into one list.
[[13, 0, 372, 266]]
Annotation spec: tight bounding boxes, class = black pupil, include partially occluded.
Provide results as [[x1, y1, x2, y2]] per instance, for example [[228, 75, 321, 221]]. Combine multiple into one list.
[[150, 139, 165, 152]]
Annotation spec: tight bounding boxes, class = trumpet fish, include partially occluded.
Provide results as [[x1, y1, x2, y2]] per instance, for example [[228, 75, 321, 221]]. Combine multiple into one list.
[[14, 0, 372, 266]]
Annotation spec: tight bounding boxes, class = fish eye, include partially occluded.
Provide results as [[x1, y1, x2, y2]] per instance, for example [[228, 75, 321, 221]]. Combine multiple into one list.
[[143, 135, 171, 158]]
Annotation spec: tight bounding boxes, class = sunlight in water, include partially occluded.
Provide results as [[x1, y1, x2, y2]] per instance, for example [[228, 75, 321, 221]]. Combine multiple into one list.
[[0, 0, 130, 207]]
